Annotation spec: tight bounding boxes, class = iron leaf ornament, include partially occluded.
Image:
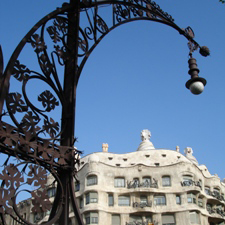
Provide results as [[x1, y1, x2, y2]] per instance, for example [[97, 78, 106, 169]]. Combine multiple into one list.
[[12, 60, 30, 82], [8, 93, 28, 114], [38, 90, 59, 112]]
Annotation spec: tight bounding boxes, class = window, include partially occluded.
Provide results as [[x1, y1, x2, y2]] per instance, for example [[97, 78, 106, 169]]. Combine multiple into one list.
[[90, 192, 98, 203], [143, 177, 151, 183], [217, 204, 223, 213], [86, 193, 90, 205], [33, 212, 44, 223], [198, 197, 203, 208], [85, 215, 90, 224], [145, 216, 152, 223], [87, 175, 97, 186], [69, 201, 73, 212], [86, 192, 98, 204], [47, 187, 56, 198], [114, 177, 125, 187], [154, 195, 166, 205], [206, 203, 213, 213], [91, 214, 98, 224], [183, 175, 193, 182], [162, 214, 176, 225], [112, 214, 120, 225], [142, 176, 151, 187], [85, 212, 98, 224], [133, 178, 140, 186], [162, 176, 171, 187], [182, 175, 193, 186], [205, 186, 210, 195], [199, 179, 202, 188], [129, 215, 142, 223], [181, 175, 193, 186], [118, 195, 130, 206], [187, 193, 196, 204], [108, 194, 114, 206], [75, 182, 80, 192], [213, 188, 220, 196], [176, 195, 181, 204], [189, 211, 200, 224], [218, 222, 225, 225], [80, 197, 83, 209], [140, 195, 148, 204]]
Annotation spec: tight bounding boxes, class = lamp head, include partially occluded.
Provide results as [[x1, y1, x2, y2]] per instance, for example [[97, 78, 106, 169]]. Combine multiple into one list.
[[186, 56, 207, 95], [186, 77, 206, 95]]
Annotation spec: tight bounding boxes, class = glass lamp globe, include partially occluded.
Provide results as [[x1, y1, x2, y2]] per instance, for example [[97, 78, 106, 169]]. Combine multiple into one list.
[[189, 81, 204, 95]]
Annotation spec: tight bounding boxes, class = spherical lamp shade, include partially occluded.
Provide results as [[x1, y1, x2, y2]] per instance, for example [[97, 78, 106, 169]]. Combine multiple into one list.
[[186, 77, 207, 95], [189, 81, 205, 95]]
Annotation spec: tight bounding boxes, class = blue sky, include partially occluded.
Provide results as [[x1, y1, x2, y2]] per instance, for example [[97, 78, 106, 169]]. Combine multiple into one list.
[[0, 0, 225, 183]]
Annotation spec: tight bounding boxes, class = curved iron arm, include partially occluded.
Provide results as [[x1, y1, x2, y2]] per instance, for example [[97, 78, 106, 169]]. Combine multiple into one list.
[[0, 0, 201, 113], [0, 1, 203, 138], [76, 0, 201, 84], [0, 0, 208, 225]]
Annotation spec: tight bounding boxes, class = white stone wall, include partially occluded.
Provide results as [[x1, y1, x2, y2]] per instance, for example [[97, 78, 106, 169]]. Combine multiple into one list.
[[5, 147, 225, 225], [75, 149, 225, 225]]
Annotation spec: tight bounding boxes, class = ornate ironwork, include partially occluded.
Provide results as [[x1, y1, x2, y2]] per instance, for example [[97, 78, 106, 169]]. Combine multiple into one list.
[[127, 178, 158, 189], [133, 201, 152, 208], [126, 220, 158, 225], [207, 204, 225, 217], [206, 190, 225, 203], [180, 179, 202, 189], [0, 0, 208, 224]]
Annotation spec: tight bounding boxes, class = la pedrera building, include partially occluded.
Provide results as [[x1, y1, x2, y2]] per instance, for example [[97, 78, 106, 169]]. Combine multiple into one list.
[[6, 130, 225, 225]]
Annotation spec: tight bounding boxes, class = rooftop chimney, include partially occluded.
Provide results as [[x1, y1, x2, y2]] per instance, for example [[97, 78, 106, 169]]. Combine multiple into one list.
[[102, 143, 108, 152]]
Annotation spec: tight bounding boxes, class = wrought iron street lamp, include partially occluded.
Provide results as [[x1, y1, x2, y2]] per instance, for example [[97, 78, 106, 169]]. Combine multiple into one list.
[[186, 56, 207, 95], [185, 50, 210, 95], [0, 0, 209, 225]]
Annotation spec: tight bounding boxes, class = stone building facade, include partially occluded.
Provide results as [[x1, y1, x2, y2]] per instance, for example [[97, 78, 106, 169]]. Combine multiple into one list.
[[5, 130, 225, 225], [75, 130, 225, 225]]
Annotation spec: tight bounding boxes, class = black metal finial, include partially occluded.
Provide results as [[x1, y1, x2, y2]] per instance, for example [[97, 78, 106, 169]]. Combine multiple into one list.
[[200, 46, 210, 57]]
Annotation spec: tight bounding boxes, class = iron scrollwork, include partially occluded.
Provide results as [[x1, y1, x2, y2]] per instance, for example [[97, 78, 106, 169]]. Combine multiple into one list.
[[113, 0, 174, 24], [181, 179, 202, 189], [127, 178, 158, 189], [206, 190, 225, 203], [126, 220, 158, 225], [0, 0, 207, 224], [133, 200, 152, 208]]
